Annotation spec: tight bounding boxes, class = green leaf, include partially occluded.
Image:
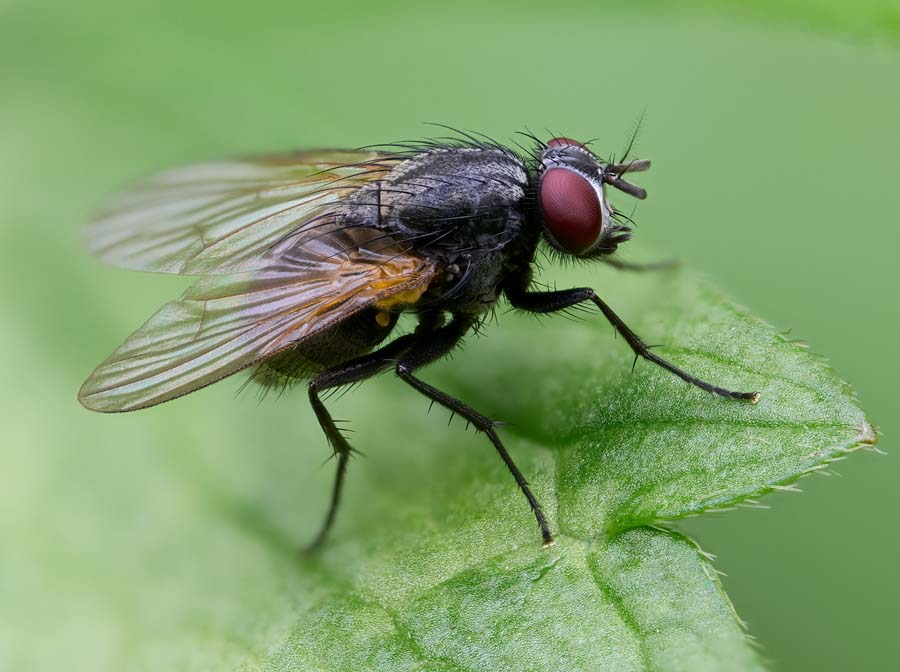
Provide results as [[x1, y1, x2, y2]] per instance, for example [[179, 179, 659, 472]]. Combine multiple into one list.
[[23, 262, 869, 672], [440, 267, 875, 539], [246, 263, 869, 672]]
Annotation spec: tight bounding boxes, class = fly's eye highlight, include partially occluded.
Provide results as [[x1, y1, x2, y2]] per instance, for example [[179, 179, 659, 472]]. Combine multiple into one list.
[[539, 167, 602, 255]]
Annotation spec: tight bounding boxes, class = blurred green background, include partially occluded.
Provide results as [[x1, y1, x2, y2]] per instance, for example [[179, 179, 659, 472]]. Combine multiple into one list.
[[1, 0, 898, 669]]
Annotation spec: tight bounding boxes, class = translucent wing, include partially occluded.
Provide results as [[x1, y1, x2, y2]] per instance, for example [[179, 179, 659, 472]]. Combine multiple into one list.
[[79, 227, 439, 412], [86, 150, 398, 275]]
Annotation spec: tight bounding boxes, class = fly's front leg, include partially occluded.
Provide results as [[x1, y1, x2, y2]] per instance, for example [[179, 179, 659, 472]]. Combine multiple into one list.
[[395, 315, 555, 546], [304, 332, 417, 551], [505, 284, 760, 402]]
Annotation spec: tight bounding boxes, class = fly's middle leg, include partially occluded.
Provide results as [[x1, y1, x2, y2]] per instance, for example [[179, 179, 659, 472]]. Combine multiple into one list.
[[395, 314, 555, 547]]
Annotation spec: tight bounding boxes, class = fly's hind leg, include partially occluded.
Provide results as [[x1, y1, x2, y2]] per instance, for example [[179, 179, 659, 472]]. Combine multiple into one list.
[[304, 333, 416, 551]]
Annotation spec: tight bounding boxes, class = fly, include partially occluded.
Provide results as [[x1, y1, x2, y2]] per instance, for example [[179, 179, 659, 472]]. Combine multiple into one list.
[[79, 131, 759, 548]]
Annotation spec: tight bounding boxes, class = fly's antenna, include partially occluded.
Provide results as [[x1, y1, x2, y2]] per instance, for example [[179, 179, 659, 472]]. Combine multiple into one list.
[[604, 109, 650, 200], [609, 158, 651, 174], [602, 159, 651, 200]]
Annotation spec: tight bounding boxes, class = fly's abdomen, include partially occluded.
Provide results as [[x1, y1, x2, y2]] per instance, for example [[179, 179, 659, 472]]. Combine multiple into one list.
[[255, 307, 400, 386]]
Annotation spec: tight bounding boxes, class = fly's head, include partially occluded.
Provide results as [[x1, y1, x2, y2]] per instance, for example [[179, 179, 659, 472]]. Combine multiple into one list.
[[534, 137, 650, 259]]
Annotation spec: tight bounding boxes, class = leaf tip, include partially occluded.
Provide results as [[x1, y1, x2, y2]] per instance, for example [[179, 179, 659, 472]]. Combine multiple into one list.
[[856, 421, 878, 447]]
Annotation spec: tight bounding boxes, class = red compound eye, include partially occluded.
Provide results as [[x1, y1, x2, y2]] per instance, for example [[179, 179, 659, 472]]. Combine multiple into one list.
[[540, 168, 602, 254], [546, 137, 587, 150]]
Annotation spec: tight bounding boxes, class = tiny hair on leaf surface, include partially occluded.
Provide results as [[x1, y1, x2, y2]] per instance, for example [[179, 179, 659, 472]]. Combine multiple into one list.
[[66, 259, 876, 671]]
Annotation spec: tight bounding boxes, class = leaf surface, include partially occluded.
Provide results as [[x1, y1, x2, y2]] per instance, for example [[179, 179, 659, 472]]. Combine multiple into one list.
[[184, 264, 871, 672]]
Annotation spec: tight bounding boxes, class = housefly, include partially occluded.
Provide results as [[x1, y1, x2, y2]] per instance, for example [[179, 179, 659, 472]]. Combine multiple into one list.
[[79, 130, 759, 548]]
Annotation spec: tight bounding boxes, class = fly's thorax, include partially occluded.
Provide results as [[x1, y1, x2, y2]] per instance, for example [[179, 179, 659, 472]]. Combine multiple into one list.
[[386, 147, 536, 315], [332, 145, 540, 316], [339, 147, 532, 248]]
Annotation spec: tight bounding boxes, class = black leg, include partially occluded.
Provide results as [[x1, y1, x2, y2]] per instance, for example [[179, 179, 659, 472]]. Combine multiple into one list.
[[394, 316, 555, 547], [506, 286, 760, 403], [602, 257, 680, 272], [304, 333, 416, 551]]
